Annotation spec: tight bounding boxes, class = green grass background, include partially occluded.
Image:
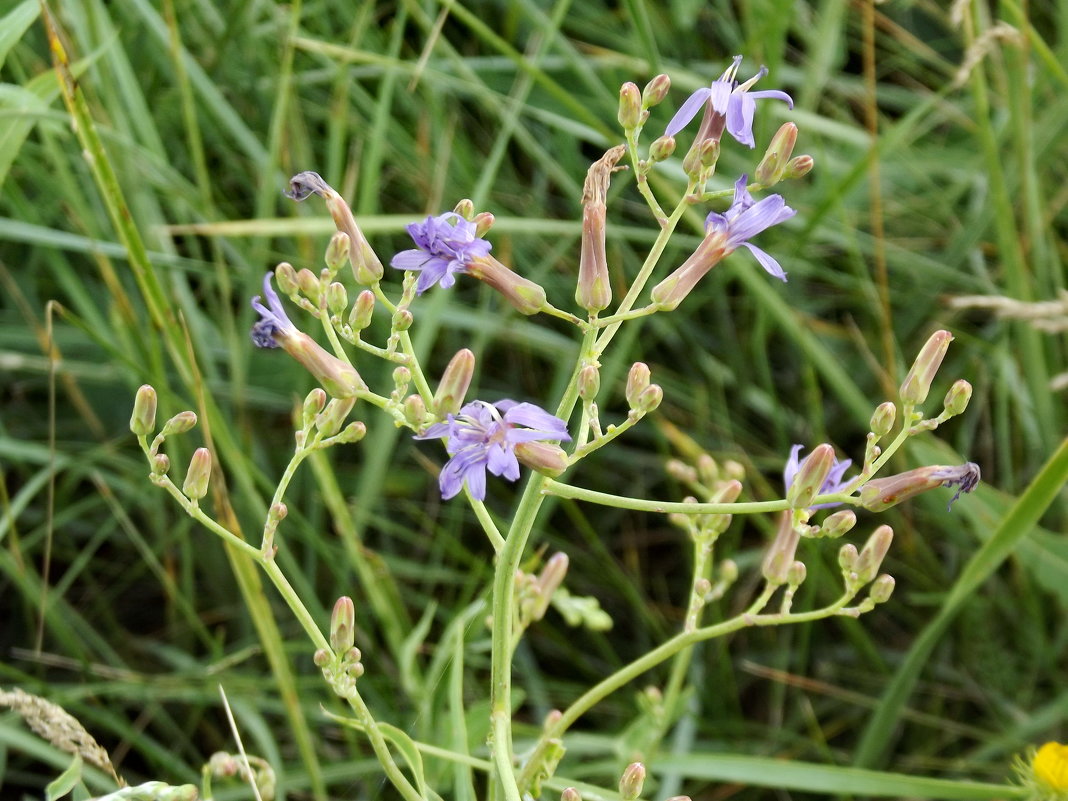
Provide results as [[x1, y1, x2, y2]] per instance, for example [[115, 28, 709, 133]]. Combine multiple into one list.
[[1, 0, 1066, 798]]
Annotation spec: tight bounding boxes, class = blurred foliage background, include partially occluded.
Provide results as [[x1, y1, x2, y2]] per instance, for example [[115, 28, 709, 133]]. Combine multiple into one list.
[[1, 0, 1066, 798]]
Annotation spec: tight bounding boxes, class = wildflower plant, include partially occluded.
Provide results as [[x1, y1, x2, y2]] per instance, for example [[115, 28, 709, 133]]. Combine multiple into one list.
[[128, 59, 986, 801]]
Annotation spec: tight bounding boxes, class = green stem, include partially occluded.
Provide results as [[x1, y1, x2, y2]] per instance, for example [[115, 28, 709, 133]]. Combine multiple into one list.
[[345, 690, 426, 801], [542, 479, 797, 514]]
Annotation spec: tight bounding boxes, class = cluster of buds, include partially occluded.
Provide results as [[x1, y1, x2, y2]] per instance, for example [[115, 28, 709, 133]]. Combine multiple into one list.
[[314, 596, 364, 700], [297, 388, 366, 450], [516, 552, 570, 631], [625, 362, 663, 418], [131, 385, 214, 498], [837, 525, 896, 604], [205, 752, 277, 801]]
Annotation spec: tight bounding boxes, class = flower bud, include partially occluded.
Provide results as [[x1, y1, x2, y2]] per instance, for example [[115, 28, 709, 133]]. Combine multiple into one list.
[[838, 542, 859, 573], [636, 383, 663, 413], [617, 82, 642, 130], [161, 410, 198, 437], [754, 122, 798, 187], [626, 363, 650, 407], [650, 232, 729, 310], [325, 231, 351, 273], [392, 366, 411, 393], [859, 462, 980, 511], [182, 448, 212, 501], [783, 154, 814, 179], [786, 560, 807, 588], [641, 73, 671, 108], [718, 559, 738, 586], [285, 171, 384, 284], [561, 789, 582, 801], [786, 443, 834, 509], [296, 268, 321, 304], [473, 212, 495, 237], [302, 388, 328, 427], [762, 513, 801, 585], [281, 332, 366, 398], [619, 762, 646, 801], [326, 282, 348, 316], [330, 596, 356, 653], [130, 384, 158, 436], [869, 402, 896, 438], [649, 135, 676, 162], [404, 394, 428, 428], [467, 255, 547, 315], [819, 509, 856, 539], [530, 552, 569, 620], [434, 349, 476, 416], [152, 453, 170, 475], [578, 364, 600, 400], [392, 308, 414, 332], [942, 379, 972, 417], [515, 441, 569, 478], [695, 453, 718, 485], [453, 198, 475, 220], [316, 397, 356, 437], [869, 573, 896, 604], [313, 649, 331, 668], [899, 330, 953, 405], [336, 421, 367, 444], [854, 525, 893, 584], [698, 137, 720, 169], [275, 262, 299, 295], [349, 290, 375, 331], [666, 459, 697, 483]]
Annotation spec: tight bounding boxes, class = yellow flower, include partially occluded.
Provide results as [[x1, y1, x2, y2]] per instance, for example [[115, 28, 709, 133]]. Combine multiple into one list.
[[1034, 742, 1068, 791]]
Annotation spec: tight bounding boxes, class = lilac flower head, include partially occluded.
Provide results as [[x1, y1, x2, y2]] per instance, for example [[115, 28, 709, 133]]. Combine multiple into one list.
[[416, 400, 571, 500], [705, 174, 796, 281], [390, 213, 493, 294], [665, 55, 794, 148], [784, 444, 852, 509], [251, 272, 297, 348]]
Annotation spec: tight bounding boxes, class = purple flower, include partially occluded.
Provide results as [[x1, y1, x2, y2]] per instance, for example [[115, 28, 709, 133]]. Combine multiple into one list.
[[251, 272, 297, 348], [390, 213, 492, 294], [416, 400, 571, 500], [665, 55, 793, 149], [784, 444, 852, 508], [705, 174, 796, 281]]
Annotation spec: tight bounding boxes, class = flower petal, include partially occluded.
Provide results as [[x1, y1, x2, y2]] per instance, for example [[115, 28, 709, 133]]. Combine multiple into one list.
[[665, 87, 712, 137], [740, 242, 788, 281]]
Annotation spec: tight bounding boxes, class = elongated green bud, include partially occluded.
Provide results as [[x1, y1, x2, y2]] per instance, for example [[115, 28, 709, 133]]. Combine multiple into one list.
[[854, 525, 894, 584], [275, 261, 299, 295], [473, 212, 495, 237], [433, 348, 475, 416], [636, 384, 663, 413], [453, 198, 475, 219], [182, 448, 212, 500], [783, 154, 814, 180], [161, 411, 197, 437], [838, 542, 858, 573], [943, 379, 972, 417], [467, 254, 547, 315], [869, 574, 896, 603], [325, 231, 351, 274], [762, 512, 800, 585], [786, 443, 834, 508], [326, 282, 348, 316], [302, 388, 327, 428], [531, 552, 569, 620], [330, 596, 356, 653], [404, 395, 428, 428], [130, 385, 158, 435], [649, 135, 676, 162], [349, 290, 375, 331], [870, 402, 896, 438], [619, 762, 646, 801], [626, 362, 651, 407], [578, 364, 600, 400], [642, 73, 671, 108], [819, 509, 856, 539], [900, 329, 953, 405], [315, 397, 356, 437], [296, 268, 320, 304], [618, 82, 642, 130], [755, 122, 798, 187], [786, 560, 807, 588]]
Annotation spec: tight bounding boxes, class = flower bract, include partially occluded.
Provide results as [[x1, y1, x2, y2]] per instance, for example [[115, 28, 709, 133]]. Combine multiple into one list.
[[416, 400, 570, 500], [390, 213, 492, 294]]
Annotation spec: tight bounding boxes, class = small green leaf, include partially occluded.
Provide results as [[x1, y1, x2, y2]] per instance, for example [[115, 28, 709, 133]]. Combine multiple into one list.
[[45, 753, 82, 801]]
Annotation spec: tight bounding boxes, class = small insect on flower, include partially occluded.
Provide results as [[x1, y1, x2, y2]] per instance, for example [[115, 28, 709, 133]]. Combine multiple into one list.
[[416, 400, 570, 501]]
